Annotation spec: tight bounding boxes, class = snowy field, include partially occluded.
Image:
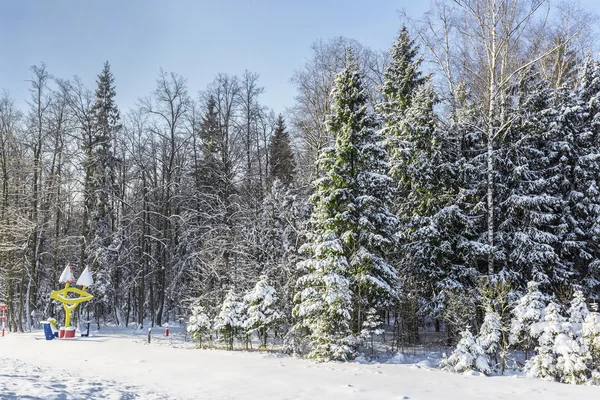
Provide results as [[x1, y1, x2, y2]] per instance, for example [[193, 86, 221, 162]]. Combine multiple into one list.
[[0, 327, 599, 399]]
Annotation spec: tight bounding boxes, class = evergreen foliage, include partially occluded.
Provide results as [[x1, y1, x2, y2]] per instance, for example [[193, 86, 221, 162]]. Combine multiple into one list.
[[187, 304, 212, 346], [214, 290, 247, 350], [87, 61, 121, 314], [268, 115, 295, 186], [294, 49, 397, 361], [477, 310, 503, 372], [441, 327, 491, 374], [526, 301, 571, 381], [509, 281, 547, 355], [244, 275, 282, 347]]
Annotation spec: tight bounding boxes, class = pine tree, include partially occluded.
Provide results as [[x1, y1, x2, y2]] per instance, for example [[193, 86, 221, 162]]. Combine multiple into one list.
[[568, 289, 590, 327], [294, 49, 397, 361], [198, 96, 226, 197], [582, 307, 600, 371], [378, 26, 426, 114], [268, 115, 295, 186], [526, 301, 573, 381], [554, 333, 589, 385]]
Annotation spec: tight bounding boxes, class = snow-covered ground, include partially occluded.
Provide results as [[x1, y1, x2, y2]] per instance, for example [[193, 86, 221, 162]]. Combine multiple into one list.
[[1, 326, 599, 399]]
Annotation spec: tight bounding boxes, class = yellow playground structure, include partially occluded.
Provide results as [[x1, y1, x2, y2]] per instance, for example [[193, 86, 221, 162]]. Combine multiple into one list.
[[48, 264, 94, 338]]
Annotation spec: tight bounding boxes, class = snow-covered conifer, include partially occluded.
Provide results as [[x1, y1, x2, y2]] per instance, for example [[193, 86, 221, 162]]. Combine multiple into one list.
[[360, 308, 384, 358], [244, 276, 282, 347], [509, 281, 547, 356], [379, 27, 478, 333], [556, 55, 600, 294], [526, 301, 576, 381], [214, 290, 247, 350], [568, 289, 589, 327], [497, 70, 566, 286], [441, 327, 491, 374], [294, 231, 355, 361], [477, 310, 502, 371], [294, 49, 397, 361], [187, 304, 212, 347], [582, 308, 600, 371], [268, 115, 295, 186], [554, 333, 589, 385]]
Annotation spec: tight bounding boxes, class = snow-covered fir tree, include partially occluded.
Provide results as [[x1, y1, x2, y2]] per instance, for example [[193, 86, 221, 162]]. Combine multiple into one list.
[[496, 70, 566, 286], [554, 332, 589, 385], [441, 327, 491, 374], [214, 289, 247, 350], [509, 281, 547, 357], [568, 289, 590, 338], [244, 275, 282, 347], [477, 309, 503, 372], [187, 304, 212, 347], [378, 27, 478, 336], [360, 307, 384, 358], [525, 301, 586, 382], [378, 26, 426, 116], [582, 305, 600, 375], [556, 55, 600, 296], [87, 61, 121, 324], [268, 115, 296, 186], [294, 48, 397, 361]]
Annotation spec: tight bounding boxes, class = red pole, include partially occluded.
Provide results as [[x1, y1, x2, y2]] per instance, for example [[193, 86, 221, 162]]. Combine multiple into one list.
[[165, 323, 169, 337], [0, 305, 5, 337]]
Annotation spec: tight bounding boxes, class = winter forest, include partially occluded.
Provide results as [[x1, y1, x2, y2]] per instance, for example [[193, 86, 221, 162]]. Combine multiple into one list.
[[3, 0, 600, 385]]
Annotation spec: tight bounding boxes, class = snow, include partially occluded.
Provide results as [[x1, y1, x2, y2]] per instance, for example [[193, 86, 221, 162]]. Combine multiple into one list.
[[2, 328, 600, 399]]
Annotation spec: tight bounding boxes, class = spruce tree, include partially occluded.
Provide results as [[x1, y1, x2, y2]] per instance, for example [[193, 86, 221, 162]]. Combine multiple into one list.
[[378, 26, 426, 114], [535, 55, 600, 297], [477, 310, 503, 372], [294, 49, 397, 361], [496, 70, 566, 286], [187, 304, 212, 347], [198, 96, 225, 197], [566, 56, 600, 295], [509, 281, 547, 357], [268, 115, 295, 186], [379, 28, 477, 336], [214, 289, 246, 350], [441, 327, 491, 374], [88, 61, 121, 319], [244, 275, 282, 347], [526, 301, 570, 381], [90, 61, 120, 243]]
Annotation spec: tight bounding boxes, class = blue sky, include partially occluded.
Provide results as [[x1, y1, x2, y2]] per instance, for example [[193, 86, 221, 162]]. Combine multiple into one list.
[[0, 0, 431, 114], [0, 1, 598, 114]]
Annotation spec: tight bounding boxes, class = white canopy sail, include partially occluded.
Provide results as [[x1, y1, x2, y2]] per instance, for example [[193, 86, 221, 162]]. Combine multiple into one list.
[[76, 266, 94, 287], [58, 264, 75, 284]]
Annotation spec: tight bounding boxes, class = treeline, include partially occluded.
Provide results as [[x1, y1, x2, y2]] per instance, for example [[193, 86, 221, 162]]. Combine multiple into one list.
[[1, 0, 600, 362]]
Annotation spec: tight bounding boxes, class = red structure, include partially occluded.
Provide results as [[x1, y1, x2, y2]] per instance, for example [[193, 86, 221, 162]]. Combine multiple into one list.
[[0, 304, 6, 337]]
